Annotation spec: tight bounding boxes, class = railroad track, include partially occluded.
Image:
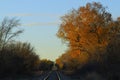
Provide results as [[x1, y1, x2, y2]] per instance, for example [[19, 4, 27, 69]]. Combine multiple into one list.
[[56, 71, 61, 80], [43, 71, 61, 80]]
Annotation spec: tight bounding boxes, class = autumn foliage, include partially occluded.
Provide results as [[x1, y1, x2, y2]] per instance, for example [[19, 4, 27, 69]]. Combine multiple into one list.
[[56, 2, 120, 76]]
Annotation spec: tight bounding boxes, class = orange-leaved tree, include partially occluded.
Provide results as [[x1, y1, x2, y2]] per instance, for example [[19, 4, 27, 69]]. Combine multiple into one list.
[[56, 2, 120, 71]]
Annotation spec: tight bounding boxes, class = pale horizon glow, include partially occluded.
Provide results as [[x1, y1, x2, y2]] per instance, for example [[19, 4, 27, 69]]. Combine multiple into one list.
[[0, 0, 120, 61]]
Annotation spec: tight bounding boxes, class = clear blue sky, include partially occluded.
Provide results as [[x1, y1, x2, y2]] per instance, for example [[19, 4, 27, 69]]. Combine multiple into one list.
[[0, 0, 120, 61]]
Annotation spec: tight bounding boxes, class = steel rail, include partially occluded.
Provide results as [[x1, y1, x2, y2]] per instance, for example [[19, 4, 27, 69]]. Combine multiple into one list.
[[56, 71, 61, 80], [43, 71, 51, 80]]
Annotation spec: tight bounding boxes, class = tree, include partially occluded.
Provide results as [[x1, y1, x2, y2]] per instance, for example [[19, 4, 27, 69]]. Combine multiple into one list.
[[56, 49, 89, 71], [0, 17, 23, 50], [57, 2, 120, 61], [0, 42, 40, 75], [106, 35, 120, 64], [56, 2, 120, 72], [39, 59, 54, 71]]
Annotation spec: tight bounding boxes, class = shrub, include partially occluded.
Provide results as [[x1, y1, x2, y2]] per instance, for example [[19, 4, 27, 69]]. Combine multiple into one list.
[[0, 42, 40, 77]]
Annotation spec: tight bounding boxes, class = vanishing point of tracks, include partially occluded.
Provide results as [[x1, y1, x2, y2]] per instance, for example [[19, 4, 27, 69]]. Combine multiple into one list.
[[43, 71, 60, 80]]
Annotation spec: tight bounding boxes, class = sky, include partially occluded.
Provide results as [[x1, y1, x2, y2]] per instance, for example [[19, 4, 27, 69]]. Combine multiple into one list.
[[0, 0, 120, 61]]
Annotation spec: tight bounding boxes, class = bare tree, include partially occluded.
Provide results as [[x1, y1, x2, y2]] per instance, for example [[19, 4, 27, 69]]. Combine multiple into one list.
[[0, 17, 23, 50]]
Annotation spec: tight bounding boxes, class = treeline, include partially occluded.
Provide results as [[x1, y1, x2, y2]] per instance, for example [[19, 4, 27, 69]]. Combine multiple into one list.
[[39, 59, 54, 71], [56, 2, 120, 79], [0, 18, 54, 77], [0, 42, 40, 76]]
